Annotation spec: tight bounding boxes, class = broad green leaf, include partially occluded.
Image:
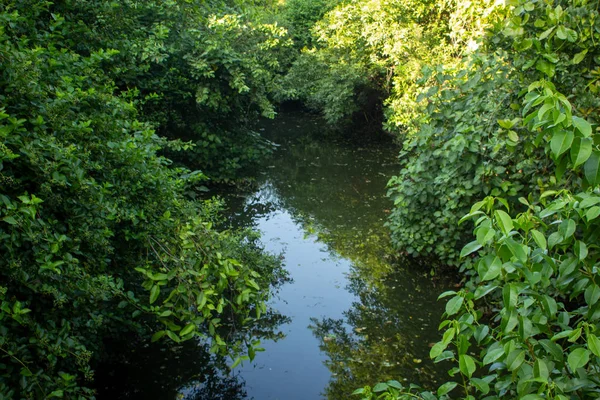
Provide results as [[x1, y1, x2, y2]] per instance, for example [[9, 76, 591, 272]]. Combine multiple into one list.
[[542, 295, 558, 317], [530, 229, 546, 250], [558, 219, 576, 240], [585, 284, 600, 306], [483, 342, 504, 365], [165, 330, 180, 343], [151, 330, 166, 342], [586, 206, 600, 221], [459, 354, 476, 378], [494, 210, 514, 235], [584, 151, 600, 186], [571, 137, 593, 168], [573, 49, 588, 64], [498, 119, 515, 129], [438, 290, 457, 299], [437, 381, 458, 397], [575, 240, 588, 260], [149, 284, 160, 304], [506, 349, 525, 371], [180, 323, 195, 337], [573, 116, 592, 137], [534, 359, 549, 380], [430, 342, 446, 359], [481, 256, 502, 281], [474, 325, 490, 344], [445, 296, 464, 316], [579, 196, 600, 208], [231, 357, 242, 369], [387, 381, 403, 389], [588, 334, 600, 357], [372, 383, 389, 393], [550, 130, 574, 158], [2, 216, 17, 225], [503, 284, 518, 310], [460, 240, 482, 258], [568, 348, 590, 371], [471, 378, 490, 394]]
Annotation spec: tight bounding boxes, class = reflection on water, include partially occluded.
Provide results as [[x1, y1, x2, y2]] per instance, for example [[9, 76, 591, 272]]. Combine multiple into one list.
[[97, 110, 450, 399], [224, 111, 451, 399]]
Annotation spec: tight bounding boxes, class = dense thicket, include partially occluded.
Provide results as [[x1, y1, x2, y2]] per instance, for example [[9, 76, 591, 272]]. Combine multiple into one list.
[[0, 1, 288, 398], [36, 0, 292, 182], [279, 0, 600, 398]]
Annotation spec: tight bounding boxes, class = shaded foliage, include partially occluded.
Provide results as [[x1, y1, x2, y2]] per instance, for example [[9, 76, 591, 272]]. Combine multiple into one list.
[[0, 1, 288, 398]]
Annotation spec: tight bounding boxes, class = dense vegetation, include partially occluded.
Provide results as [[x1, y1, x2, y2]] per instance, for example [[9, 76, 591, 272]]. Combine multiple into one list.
[[276, 0, 600, 399], [4, 0, 600, 398], [0, 0, 289, 398]]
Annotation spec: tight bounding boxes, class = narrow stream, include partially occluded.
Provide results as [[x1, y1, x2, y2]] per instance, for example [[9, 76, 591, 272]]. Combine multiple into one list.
[[96, 111, 450, 399]]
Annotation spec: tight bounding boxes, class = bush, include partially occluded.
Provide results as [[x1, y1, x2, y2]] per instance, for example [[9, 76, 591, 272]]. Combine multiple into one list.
[[0, 3, 282, 398]]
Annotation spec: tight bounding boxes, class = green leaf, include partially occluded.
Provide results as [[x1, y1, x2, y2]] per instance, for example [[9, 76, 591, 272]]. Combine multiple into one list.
[[505, 237, 528, 262], [459, 354, 476, 378], [494, 210, 514, 235], [149, 284, 160, 304], [584, 151, 600, 186], [429, 342, 446, 359], [445, 296, 464, 316], [530, 229, 546, 250], [534, 359, 549, 380], [584, 284, 600, 306], [480, 256, 502, 281], [151, 330, 166, 342], [503, 284, 518, 310], [471, 378, 490, 394], [2, 216, 17, 225], [460, 240, 482, 258], [180, 323, 195, 337], [498, 119, 515, 129], [372, 382, 389, 393], [506, 349, 525, 371], [231, 357, 242, 369], [386, 380, 403, 390], [567, 348, 590, 371], [575, 240, 588, 260], [540, 339, 564, 361], [558, 219, 576, 239], [588, 334, 600, 357], [551, 130, 574, 158], [483, 342, 504, 365], [166, 330, 180, 343], [437, 381, 458, 396], [573, 49, 588, 64], [571, 137, 593, 168], [573, 116, 592, 137], [586, 206, 600, 221], [474, 325, 490, 344]]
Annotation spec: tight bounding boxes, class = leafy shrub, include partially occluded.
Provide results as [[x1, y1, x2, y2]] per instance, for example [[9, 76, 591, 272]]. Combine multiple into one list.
[[37, 0, 293, 182], [0, 3, 282, 398], [356, 0, 600, 398]]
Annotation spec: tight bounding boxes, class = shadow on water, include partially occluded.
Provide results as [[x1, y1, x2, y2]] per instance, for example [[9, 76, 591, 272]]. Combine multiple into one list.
[[96, 110, 452, 399], [221, 111, 452, 399]]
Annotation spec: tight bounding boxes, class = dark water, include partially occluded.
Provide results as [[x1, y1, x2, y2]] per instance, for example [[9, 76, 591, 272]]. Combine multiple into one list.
[[96, 111, 449, 399]]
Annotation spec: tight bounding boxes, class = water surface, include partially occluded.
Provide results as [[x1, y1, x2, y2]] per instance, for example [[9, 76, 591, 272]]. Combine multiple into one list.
[[97, 111, 449, 399]]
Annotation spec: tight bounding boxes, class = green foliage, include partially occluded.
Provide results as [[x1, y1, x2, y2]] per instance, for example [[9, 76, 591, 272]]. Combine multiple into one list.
[[0, 2, 284, 398], [37, 0, 293, 182], [358, 0, 600, 398], [279, 0, 505, 128], [386, 55, 549, 264], [280, 0, 341, 49]]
